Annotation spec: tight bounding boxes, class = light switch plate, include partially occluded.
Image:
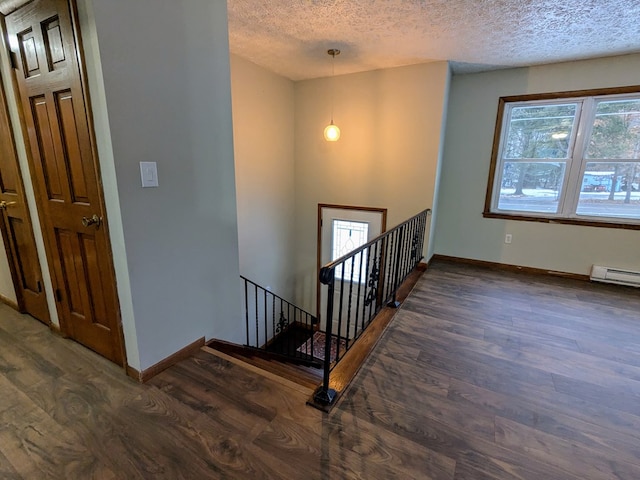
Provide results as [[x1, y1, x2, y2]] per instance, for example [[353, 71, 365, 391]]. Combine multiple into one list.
[[140, 161, 159, 188]]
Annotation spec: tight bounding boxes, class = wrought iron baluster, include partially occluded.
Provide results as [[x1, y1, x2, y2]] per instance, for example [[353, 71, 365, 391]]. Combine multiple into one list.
[[382, 235, 389, 302], [310, 312, 314, 357], [346, 256, 356, 342], [418, 212, 426, 263], [263, 288, 268, 349], [388, 226, 404, 308], [272, 293, 276, 354], [336, 265, 346, 352], [386, 230, 397, 301], [364, 242, 381, 317], [244, 279, 249, 347], [356, 247, 365, 334], [286, 301, 291, 356], [254, 284, 259, 348]]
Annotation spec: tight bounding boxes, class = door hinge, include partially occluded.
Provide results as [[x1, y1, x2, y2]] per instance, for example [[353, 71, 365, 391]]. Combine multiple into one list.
[[37, 281, 42, 293], [55, 289, 62, 302], [9, 51, 18, 70]]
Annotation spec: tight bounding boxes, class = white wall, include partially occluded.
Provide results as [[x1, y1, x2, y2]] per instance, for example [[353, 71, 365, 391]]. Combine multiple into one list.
[[294, 62, 451, 312], [230, 55, 296, 300], [76, 0, 139, 368], [435, 54, 640, 275], [88, 0, 242, 370]]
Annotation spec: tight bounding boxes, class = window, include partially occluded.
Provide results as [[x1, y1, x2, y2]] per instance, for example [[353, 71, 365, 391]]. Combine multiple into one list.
[[485, 87, 640, 228], [332, 219, 369, 282]]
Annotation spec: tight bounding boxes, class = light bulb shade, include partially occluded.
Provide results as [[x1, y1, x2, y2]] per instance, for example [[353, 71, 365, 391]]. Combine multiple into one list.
[[324, 123, 341, 142]]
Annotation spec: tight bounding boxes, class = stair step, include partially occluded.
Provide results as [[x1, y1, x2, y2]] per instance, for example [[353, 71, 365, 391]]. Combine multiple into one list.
[[205, 340, 322, 390], [241, 355, 321, 390], [202, 346, 314, 396]]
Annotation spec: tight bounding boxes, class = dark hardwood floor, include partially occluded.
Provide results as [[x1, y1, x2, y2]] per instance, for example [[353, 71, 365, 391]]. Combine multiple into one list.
[[1, 259, 640, 478]]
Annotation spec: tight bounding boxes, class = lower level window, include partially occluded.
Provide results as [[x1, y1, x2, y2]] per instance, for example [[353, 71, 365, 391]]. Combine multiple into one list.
[[485, 88, 640, 228], [332, 220, 369, 282]]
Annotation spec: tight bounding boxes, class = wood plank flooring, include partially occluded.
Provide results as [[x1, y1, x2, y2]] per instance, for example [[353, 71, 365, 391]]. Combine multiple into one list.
[[1, 259, 640, 478]]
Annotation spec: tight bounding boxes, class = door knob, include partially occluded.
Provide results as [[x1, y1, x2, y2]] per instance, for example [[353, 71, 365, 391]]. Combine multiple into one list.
[[0, 200, 16, 210], [82, 214, 102, 228]]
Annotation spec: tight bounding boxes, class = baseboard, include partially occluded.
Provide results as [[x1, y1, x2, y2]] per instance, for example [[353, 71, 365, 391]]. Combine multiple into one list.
[[430, 254, 590, 282], [0, 293, 19, 311], [127, 336, 205, 383]]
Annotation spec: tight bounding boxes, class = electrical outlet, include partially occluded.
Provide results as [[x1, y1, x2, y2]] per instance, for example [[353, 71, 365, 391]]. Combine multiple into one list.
[[505, 234, 512, 244]]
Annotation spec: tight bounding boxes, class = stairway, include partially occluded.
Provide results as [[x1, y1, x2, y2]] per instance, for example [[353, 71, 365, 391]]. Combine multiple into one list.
[[205, 338, 322, 391]]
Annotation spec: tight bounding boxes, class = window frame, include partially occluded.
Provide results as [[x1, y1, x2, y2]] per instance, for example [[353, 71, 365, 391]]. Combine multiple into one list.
[[483, 85, 640, 230]]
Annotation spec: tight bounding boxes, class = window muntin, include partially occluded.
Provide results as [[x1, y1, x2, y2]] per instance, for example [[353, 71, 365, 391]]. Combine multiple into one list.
[[489, 92, 640, 225]]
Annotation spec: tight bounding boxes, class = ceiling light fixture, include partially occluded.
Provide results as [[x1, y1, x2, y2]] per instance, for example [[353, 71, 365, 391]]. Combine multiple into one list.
[[324, 48, 341, 142]]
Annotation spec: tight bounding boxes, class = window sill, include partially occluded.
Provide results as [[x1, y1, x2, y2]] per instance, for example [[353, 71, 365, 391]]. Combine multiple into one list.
[[482, 211, 640, 230]]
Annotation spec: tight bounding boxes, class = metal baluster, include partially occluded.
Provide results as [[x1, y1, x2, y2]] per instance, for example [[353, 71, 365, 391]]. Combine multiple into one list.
[[419, 211, 427, 262], [271, 293, 276, 354], [356, 247, 365, 334], [388, 225, 405, 308], [310, 311, 314, 358], [283, 303, 295, 354], [336, 265, 346, 352], [254, 284, 259, 348], [382, 234, 391, 304], [244, 279, 249, 347], [346, 256, 355, 341], [263, 288, 267, 350]]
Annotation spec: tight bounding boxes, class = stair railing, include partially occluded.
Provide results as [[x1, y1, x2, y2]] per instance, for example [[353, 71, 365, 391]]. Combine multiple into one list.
[[313, 208, 431, 406], [241, 276, 320, 365]]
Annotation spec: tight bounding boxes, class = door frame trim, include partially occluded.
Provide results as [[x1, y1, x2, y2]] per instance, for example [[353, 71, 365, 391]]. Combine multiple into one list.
[[316, 204, 387, 322]]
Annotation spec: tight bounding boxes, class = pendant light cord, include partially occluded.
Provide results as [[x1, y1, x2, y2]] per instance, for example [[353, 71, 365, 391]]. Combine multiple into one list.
[[331, 51, 335, 123], [328, 49, 340, 124]]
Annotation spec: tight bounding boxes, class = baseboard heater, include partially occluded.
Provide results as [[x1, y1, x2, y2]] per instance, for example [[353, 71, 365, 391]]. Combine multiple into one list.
[[590, 265, 640, 287]]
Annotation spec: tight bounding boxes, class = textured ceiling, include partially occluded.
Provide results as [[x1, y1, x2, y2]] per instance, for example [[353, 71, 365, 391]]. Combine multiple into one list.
[[227, 0, 640, 80]]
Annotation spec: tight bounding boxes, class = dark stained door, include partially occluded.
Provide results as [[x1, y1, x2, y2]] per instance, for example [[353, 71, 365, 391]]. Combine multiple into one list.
[[0, 69, 49, 324], [5, 0, 124, 365]]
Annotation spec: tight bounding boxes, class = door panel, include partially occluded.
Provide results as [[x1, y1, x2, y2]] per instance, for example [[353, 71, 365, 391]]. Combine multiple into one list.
[[6, 0, 124, 365], [0, 51, 49, 323], [31, 95, 66, 199], [0, 152, 18, 193]]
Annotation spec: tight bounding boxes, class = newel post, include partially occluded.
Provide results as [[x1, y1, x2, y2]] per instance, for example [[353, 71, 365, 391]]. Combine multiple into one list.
[[313, 266, 337, 406]]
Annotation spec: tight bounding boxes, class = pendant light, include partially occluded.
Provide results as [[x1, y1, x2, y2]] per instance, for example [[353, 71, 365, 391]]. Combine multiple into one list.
[[324, 48, 341, 142]]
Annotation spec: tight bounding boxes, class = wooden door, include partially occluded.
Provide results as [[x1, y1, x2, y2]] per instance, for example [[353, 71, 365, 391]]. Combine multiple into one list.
[[5, 0, 124, 366], [0, 68, 49, 324]]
